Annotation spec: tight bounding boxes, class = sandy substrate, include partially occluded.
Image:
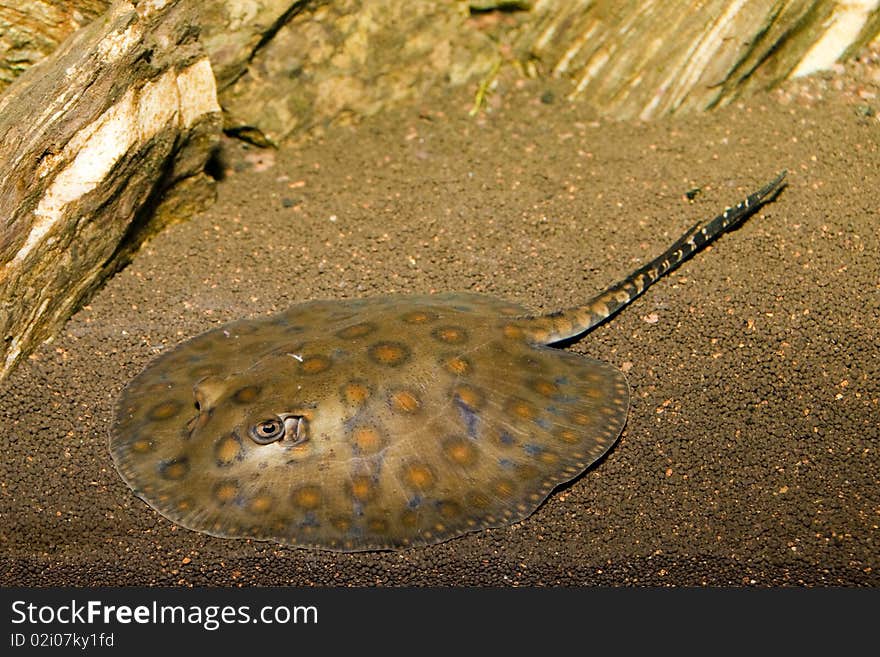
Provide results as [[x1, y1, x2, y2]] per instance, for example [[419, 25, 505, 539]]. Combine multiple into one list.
[[1, 59, 878, 586]]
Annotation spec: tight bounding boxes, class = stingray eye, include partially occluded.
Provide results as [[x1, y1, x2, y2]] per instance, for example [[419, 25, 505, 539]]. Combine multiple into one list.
[[249, 418, 285, 444]]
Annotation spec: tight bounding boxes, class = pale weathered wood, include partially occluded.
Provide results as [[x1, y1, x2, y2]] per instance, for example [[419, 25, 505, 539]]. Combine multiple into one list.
[[0, 0, 222, 382]]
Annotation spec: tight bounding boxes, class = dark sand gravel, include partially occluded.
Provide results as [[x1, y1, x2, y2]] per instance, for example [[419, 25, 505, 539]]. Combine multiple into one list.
[[1, 59, 878, 586]]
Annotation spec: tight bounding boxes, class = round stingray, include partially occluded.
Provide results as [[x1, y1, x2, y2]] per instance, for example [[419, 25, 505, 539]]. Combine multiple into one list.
[[111, 292, 630, 551]]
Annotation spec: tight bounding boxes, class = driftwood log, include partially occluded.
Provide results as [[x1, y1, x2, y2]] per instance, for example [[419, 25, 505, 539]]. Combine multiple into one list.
[[0, 0, 221, 382], [512, 0, 880, 119], [6, 2, 879, 142]]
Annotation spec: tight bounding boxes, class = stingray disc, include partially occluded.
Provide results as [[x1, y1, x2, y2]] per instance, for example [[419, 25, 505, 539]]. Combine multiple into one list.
[[111, 292, 629, 551]]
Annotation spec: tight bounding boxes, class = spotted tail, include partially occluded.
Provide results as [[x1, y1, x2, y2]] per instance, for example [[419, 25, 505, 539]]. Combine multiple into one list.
[[519, 171, 787, 345]]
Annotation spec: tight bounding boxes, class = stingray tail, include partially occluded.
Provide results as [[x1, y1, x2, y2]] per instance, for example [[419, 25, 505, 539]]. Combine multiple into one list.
[[517, 171, 787, 345]]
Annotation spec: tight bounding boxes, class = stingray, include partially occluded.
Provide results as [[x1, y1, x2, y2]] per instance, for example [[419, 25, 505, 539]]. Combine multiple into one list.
[[111, 171, 786, 551]]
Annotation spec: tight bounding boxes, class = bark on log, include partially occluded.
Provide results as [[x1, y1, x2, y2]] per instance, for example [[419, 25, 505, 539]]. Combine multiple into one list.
[[0, 1, 111, 93], [4, 2, 880, 143], [0, 1, 304, 95], [512, 0, 880, 119], [0, 0, 221, 382]]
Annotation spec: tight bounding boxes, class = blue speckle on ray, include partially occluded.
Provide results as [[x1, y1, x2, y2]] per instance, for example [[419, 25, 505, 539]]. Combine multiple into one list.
[[498, 431, 515, 445], [454, 395, 479, 438]]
